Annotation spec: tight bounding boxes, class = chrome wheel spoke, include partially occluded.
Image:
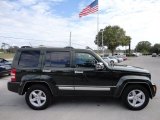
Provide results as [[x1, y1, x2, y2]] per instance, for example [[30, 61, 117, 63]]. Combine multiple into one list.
[[137, 97, 143, 103], [38, 91, 43, 96], [32, 91, 38, 97], [37, 99, 42, 106], [30, 97, 37, 102], [136, 92, 143, 97], [128, 96, 134, 100], [131, 91, 136, 96], [40, 96, 46, 101], [132, 99, 137, 106]]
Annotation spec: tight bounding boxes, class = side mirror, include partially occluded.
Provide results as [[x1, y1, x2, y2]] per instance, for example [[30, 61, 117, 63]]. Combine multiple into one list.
[[95, 62, 104, 70]]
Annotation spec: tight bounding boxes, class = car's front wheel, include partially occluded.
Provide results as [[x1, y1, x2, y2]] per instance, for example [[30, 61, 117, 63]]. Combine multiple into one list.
[[110, 60, 114, 64], [25, 84, 52, 110], [122, 85, 149, 110]]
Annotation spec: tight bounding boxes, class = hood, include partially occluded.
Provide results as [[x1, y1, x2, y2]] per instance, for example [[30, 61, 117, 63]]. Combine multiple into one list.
[[111, 65, 149, 73]]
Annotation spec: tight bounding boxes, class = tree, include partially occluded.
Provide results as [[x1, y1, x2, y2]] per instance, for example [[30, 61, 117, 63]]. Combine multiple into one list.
[[150, 43, 160, 54], [135, 41, 151, 54], [95, 25, 131, 55]]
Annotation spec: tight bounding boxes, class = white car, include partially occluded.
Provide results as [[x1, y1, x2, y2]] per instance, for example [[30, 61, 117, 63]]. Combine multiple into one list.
[[102, 57, 118, 64], [113, 56, 123, 62]]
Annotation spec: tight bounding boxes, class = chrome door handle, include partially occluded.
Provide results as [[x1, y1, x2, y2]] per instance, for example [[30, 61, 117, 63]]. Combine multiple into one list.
[[75, 71, 83, 74], [43, 69, 51, 72]]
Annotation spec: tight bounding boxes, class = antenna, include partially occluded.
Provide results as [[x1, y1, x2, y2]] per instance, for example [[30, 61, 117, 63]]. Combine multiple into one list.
[[29, 42, 32, 47]]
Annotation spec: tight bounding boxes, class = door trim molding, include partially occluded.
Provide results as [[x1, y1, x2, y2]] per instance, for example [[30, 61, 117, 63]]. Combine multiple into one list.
[[57, 85, 115, 91]]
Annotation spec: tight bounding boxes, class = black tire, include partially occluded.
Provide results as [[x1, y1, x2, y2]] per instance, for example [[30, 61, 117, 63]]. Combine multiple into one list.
[[25, 84, 52, 110], [122, 85, 149, 110]]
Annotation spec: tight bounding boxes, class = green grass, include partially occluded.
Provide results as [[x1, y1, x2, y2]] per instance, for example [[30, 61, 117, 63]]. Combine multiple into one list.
[[0, 53, 15, 59]]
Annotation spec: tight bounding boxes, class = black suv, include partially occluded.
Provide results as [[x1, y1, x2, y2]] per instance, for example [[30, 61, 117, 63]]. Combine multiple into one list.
[[8, 47, 156, 110]]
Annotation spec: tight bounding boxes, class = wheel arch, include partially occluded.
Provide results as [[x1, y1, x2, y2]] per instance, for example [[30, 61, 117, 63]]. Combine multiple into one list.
[[119, 83, 153, 98], [20, 81, 55, 95], [113, 75, 153, 98]]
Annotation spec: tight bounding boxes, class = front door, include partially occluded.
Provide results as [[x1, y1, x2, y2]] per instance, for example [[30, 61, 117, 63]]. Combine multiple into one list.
[[74, 52, 113, 96]]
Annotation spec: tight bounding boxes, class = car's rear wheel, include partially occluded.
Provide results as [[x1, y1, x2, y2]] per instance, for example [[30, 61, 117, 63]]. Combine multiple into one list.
[[25, 84, 52, 110], [122, 85, 149, 110]]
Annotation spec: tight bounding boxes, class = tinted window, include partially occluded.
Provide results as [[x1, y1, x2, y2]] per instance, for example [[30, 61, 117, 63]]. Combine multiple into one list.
[[45, 51, 70, 68], [75, 53, 96, 68], [18, 51, 40, 67]]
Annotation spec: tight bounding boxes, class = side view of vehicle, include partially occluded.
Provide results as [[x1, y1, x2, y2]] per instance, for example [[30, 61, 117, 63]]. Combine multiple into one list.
[[8, 47, 156, 110]]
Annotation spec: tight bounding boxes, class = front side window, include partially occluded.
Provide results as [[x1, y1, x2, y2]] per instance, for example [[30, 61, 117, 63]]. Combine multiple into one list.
[[45, 51, 70, 68], [75, 53, 97, 68], [18, 51, 40, 67]]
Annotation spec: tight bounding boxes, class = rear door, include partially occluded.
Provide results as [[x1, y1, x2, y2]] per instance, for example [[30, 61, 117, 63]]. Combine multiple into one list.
[[42, 49, 74, 95]]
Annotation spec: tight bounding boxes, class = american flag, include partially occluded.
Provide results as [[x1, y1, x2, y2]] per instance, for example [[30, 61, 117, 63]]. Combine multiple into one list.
[[79, 0, 98, 18]]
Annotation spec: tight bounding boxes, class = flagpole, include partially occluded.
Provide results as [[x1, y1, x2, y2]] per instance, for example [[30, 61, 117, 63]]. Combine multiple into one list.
[[97, 0, 99, 53]]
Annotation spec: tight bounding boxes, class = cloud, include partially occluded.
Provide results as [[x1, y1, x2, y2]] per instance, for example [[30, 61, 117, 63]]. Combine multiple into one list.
[[0, 0, 160, 49]]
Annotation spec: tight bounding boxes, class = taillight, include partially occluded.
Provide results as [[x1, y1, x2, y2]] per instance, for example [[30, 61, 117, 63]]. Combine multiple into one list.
[[11, 68, 16, 82]]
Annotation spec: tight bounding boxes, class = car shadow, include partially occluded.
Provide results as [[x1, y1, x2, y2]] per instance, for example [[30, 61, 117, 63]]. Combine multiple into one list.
[[51, 96, 124, 109]]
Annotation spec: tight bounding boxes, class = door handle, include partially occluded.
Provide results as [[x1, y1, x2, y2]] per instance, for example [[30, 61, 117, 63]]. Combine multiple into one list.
[[75, 71, 83, 74], [43, 69, 51, 72]]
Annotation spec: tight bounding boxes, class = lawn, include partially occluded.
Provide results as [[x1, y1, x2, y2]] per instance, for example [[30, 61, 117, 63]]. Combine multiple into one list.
[[0, 53, 15, 59]]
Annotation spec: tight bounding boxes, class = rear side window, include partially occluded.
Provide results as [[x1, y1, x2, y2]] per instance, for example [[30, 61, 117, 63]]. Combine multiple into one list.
[[18, 51, 40, 67], [45, 51, 70, 68]]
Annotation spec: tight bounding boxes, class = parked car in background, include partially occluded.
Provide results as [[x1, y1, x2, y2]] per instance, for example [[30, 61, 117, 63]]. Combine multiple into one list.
[[117, 55, 127, 61], [102, 57, 118, 64], [113, 56, 123, 62], [152, 53, 157, 57], [0, 58, 12, 76], [107, 56, 122, 63]]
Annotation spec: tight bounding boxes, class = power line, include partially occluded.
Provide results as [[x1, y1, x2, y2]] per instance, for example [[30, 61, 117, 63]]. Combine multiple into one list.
[[0, 35, 86, 47]]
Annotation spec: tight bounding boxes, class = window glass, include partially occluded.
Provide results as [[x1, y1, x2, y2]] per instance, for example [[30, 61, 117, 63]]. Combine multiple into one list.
[[18, 51, 40, 67], [45, 51, 70, 68], [75, 53, 96, 68]]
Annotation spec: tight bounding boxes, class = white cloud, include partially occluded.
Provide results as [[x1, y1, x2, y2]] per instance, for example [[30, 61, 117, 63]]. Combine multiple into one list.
[[0, 0, 160, 49]]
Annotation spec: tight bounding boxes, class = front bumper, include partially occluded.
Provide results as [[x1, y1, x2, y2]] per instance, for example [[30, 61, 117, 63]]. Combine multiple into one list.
[[152, 84, 157, 97]]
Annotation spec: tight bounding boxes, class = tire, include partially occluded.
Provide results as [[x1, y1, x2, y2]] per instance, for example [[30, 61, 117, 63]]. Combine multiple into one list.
[[25, 84, 52, 110], [110, 60, 114, 64], [122, 85, 149, 110]]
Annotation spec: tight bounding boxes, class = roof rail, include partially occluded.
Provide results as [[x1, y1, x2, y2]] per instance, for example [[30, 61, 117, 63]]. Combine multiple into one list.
[[65, 46, 74, 49], [21, 46, 32, 48]]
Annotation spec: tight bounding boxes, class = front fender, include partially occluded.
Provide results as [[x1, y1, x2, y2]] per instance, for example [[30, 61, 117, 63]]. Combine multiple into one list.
[[113, 75, 153, 97]]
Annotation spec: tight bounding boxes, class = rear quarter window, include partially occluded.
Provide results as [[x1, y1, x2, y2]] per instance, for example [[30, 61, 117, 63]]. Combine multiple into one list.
[[18, 51, 40, 67]]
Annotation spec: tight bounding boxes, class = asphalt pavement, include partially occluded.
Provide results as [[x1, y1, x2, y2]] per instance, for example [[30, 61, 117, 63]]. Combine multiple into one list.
[[0, 56, 159, 120]]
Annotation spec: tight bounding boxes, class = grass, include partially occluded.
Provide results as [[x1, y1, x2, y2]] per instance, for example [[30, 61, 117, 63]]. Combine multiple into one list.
[[0, 53, 15, 59]]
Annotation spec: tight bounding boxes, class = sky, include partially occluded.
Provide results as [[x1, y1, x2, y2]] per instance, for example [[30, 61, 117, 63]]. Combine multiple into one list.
[[0, 0, 160, 49]]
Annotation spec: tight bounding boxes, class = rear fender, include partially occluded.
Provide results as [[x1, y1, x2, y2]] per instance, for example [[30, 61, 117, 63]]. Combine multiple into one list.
[[19, 75, 58, 95]]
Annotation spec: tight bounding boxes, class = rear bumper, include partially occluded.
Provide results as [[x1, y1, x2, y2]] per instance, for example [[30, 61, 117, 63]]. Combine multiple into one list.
[[8, 82, 20, 93]]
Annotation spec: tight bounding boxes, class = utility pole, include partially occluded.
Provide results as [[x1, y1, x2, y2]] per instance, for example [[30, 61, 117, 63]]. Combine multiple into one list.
[[102, 29, 104, 57], [69, 32, 71, 47], [129, 41, 131, 56]]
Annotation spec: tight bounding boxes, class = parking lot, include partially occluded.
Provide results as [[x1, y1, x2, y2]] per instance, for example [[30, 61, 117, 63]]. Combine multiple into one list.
[[0, 56, 159, 120]]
